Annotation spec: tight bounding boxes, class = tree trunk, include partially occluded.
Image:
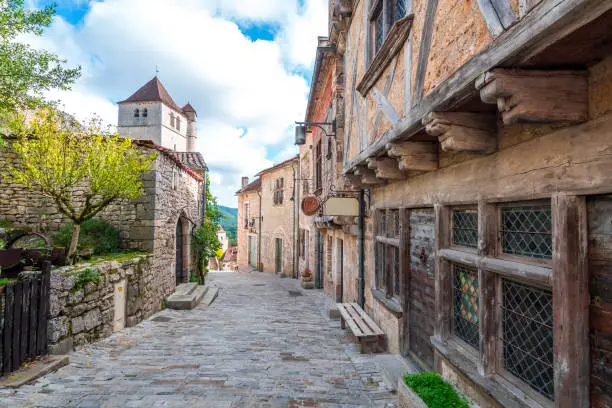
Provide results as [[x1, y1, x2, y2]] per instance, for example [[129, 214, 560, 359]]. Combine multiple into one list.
[[67, 223, 81, 265]]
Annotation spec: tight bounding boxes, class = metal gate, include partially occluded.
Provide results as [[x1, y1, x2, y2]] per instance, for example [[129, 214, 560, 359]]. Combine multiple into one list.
[[275, 238, 282, 274], [175, 218, 183, 285]]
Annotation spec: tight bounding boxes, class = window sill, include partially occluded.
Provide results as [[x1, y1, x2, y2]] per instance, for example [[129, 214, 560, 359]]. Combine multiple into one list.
[[430, 337, 550, 408], [371, 288, 402, 317], [357, 14, 414, 96]]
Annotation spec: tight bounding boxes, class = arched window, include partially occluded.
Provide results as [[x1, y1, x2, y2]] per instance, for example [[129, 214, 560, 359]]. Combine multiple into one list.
[[134, 108, 140, 118], [176, 117, 181, 131], [142, 108, 148, 118]]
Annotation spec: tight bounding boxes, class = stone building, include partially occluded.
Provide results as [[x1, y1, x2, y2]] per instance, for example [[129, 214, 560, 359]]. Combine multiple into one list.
[[305, 0, 612, 407], [236, 157, 298, 275], [0, 76, 207, 319]]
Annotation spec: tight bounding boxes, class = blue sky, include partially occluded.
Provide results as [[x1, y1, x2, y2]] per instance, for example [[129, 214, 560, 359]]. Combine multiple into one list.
[[31, 0, 328, 207]]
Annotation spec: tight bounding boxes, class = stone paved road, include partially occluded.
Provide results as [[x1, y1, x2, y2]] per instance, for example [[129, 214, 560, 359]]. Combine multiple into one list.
[[0, 272, 396, 408]]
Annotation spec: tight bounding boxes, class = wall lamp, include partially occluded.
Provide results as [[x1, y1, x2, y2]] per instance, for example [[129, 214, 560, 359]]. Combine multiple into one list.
[[294, 120, 336, 145]]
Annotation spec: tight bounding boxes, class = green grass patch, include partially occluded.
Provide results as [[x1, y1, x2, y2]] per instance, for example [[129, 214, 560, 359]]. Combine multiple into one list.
[[90, 250, 148, 264], [73, 268, 101, 291], [403, 372, 470, 408], [0, 219, 11, 228]]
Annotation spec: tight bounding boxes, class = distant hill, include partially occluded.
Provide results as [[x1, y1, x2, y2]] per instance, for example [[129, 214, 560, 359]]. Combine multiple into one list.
[[218, 205, 238, 243]]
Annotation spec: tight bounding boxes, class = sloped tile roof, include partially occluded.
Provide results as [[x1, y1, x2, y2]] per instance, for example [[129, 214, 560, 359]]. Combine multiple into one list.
[[118, 77, 184, 113], [133, 140, 203, 182], [236, 177, 261, 194], [255, 155, 298, 177], [171, 152, 207, 171]]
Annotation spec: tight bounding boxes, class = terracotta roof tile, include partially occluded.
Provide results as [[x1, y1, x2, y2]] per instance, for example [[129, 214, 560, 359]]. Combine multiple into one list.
[[118, 77, 184, 113], [171, 152, 207, 171], [236, 178, 261, 194]]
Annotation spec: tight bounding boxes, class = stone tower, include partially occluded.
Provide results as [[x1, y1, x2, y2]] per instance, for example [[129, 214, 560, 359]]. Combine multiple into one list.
[[117, 77, 198, 152]]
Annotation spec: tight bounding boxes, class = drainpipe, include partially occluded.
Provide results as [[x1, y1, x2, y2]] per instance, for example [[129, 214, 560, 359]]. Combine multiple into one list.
[[358, 189, 365, 308], [257, 191, 262, 272], [292, 165, 296, 279]]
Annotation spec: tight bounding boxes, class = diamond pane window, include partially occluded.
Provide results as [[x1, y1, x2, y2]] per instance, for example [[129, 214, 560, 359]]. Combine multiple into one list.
[[375, 10, 384, 53], [502, 279, 554, 400], [388, 209, 400, 237], [501, 206, 552, 259], [394, 0, 407, 23], [452, 209, 478, 248], [453, 265, 479, 349]]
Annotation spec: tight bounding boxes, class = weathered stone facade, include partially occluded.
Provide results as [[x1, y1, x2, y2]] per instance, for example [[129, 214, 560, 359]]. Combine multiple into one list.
[[236, 178, 261, 271], [48, 254, 160, 353]]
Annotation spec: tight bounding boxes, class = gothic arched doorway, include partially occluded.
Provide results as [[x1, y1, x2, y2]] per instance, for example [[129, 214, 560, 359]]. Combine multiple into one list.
[[176, 218, 184, 285]]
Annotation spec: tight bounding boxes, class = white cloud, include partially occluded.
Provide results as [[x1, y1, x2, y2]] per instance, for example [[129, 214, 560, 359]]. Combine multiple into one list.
[[25, 0, 328, 206]]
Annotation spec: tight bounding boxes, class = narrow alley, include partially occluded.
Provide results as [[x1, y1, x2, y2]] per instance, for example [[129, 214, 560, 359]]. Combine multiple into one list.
[[0, 272, 398, 408]]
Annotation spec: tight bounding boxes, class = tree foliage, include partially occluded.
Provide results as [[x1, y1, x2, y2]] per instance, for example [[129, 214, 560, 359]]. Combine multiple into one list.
[[192, 175, 223, 282], [0, 0, 81, 117], [4, 108, 156, 262]]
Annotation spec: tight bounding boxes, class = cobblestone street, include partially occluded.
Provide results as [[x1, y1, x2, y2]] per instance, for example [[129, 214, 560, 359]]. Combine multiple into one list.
[[0, 272, 396, 408]]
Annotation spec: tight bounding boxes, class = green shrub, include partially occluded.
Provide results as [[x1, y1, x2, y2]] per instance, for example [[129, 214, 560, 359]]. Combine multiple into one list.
[[403, 372, 469, 408], [52, 219, 120, 255], [73, 268, 101, 291], [0, 219, 11, 228]]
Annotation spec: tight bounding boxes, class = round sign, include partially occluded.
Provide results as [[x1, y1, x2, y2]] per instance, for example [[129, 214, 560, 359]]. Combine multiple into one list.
[[301, 196, 320, 216]]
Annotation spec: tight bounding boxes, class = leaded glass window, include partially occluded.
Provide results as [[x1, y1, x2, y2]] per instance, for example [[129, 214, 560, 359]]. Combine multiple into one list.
[[453, 264, 479, 349], [394, 0, 407, 23], [501, 205, 552, 259], [388, 209, 399, 237], [374, 9, 384, 54], [452, 209, 478, 248], [502, 279, 554, 400], [376, 242, 387, 291]]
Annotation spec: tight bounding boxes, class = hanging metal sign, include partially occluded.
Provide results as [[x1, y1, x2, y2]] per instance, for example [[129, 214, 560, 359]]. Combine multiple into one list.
[[301, 196, 320, 216], [325, 197, 359, 216]]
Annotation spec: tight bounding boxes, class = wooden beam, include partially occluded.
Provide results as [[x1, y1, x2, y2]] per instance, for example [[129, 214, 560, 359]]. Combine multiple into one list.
[[354, 165, 385, 185], [423, 112, 497, 154], [343, 0, 612, 174], [412, 0, 438, 104], [386, 141, 438, 171], [366, 157, 406, 180], [552, 193, 589, 408], [476, 69, 588, 124], [477, 0, 517, 37], [344, 172, 365, 189], [478, 201, 497, 378], [434, 204, 451, 341]]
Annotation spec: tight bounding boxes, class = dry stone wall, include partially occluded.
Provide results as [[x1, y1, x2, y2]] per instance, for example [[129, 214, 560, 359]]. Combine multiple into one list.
[[48, 254, 161, 354]]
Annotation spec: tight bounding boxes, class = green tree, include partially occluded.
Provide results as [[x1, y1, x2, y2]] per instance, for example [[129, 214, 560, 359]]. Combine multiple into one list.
[[0, 0, 81, 117], [192, 175, 223, 283], [4, 109, 156, 263]]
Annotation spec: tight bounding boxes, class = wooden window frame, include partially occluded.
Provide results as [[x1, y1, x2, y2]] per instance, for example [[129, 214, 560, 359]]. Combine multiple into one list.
[[243, 203, 249, 229], [273, 178, 284, 206], [450, 206, 479, 253], [374, 208, 402, 303], [368, 0, 408, 63], [435, 197, 588, 408]]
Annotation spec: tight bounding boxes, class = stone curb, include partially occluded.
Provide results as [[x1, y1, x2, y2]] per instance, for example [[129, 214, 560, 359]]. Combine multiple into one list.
[[0, 355, 69, 388]]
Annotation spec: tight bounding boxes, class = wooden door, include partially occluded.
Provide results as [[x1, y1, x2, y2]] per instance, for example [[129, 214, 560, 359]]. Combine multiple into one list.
[[275, 238, 283, 274], [407, 208, 436, 368], [248, 236, 257, 268]]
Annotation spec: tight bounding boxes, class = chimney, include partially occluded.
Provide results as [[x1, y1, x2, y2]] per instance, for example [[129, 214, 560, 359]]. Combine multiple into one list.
[[183, 103, 197, 152], [241, 177, 249, 188]]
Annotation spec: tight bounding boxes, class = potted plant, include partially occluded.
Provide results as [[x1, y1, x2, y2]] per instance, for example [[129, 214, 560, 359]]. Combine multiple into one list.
[[301, 269, 315, 289], [398, 372, 471, 408]]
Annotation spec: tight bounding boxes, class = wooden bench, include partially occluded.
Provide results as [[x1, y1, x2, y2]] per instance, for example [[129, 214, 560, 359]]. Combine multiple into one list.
[[337, 303, 386, 353]]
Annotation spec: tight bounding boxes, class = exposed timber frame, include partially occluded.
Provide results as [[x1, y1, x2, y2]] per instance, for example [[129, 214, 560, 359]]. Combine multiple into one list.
[[422, 112, 497, 154], [476, 0, 517, 37], [385, 141, 438, 171], [344, 0, 612, 175]]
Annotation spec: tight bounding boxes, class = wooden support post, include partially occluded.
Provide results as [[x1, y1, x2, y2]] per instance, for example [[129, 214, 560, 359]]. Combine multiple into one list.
[[434, 204, 451, 340], [385, 141, 438, 171], [551, 194, 589, 408], [478, 201, 497, 377], [476, 69, 588, 125], [366, 157, 406, 180], [423, 112, 497, 154]]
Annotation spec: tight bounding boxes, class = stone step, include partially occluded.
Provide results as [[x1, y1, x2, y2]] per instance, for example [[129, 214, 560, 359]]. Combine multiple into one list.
[[167, 285, 208, 310], [201, 286, 218, 306], [374, 354, 420, 392], [173, 283, 198, 297]]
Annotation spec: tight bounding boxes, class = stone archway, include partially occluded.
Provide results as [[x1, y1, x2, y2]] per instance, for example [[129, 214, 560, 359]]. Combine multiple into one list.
[[175, 214, 192, 285]]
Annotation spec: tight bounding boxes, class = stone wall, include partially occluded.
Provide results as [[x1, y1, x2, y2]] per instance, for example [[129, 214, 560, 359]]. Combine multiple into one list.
[[48, 254, 161, 354]]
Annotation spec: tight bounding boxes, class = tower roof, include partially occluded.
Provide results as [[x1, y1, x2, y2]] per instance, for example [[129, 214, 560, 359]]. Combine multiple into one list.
[[118, 76, 183, 113], [182, 103, 196, 115]]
